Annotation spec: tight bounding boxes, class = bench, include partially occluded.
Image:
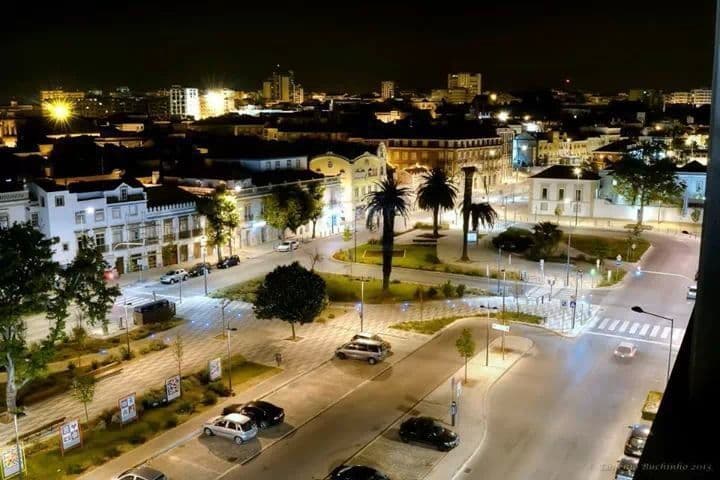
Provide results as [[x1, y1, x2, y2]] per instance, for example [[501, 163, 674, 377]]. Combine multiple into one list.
[[91, 361, 124, 381], [16, 416, 65, 444]]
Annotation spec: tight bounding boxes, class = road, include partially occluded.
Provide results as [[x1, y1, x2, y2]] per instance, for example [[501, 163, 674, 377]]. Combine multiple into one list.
[[458, 232, 699, 479]]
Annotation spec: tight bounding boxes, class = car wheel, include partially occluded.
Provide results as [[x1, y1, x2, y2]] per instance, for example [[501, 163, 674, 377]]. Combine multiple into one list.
[[260, 420, 269, 429], [183, 276, 188, 281], [400, 435, 409, 443], [233, 436, 244, 445], [368, 357, 377, 365], [336, 352, 346, 360], [203, 427, 213, 436], [172, 278, 177, 284]]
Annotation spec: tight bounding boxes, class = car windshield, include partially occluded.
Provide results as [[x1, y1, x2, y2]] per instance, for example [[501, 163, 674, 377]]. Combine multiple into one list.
[[165, 271, 175, 275], [617, 346, 631, 354]]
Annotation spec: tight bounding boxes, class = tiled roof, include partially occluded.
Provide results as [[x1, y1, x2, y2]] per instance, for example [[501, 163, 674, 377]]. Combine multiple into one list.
[[530, 165, 600, 181]]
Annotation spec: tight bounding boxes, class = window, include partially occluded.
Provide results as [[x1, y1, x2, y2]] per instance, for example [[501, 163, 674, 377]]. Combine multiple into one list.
[[112, 207, 121, 219], [575, 189, 582, 201], [62, 242, 69, 251], [55, 196, 65, 207], [0, 215, 8, 229], [541, 188, 548, 200], [120, 187, 128, 201], [112, 227, 122, 244], [94, 209, 105, 222], [287, 159, 292, 168], [275, 160, 281, 169], [30, 213, 39, 227], [296, 159, 300, 167], [95, 232, 105, 247], [540, 202, 548, 211], [265, 161, 271, 169], [75, 212, 86, 225], [129, 205, 138, 216], [558, 188, 565, 201], [41, 197, 45, 207]]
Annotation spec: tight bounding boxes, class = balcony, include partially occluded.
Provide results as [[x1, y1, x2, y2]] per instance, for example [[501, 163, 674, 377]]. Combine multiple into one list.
[[145, 236, 159, 245], [179, 230, 190, 239], [192, 228, 203, 237], [106, 193, 145, 204], [163, 233, 175, 243]]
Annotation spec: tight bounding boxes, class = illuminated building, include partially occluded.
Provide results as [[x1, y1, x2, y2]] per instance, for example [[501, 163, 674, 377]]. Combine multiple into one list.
[[200, 88, 236, 119], [381, 81, 396, 100], [169, 85, 200, 119], [447, 72, 482, 103], [263, 66, 301, 104]]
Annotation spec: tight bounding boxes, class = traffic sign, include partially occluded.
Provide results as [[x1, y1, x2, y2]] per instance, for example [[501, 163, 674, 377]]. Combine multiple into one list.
[[561, 300, 567, 307], [570, 300, 576, 308], [492, 323, 510, 332]]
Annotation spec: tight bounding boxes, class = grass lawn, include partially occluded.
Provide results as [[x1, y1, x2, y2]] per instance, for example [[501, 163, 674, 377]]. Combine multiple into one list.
[[390, 316, 465, 334], [334, 243, 519, 281], [210, 277, 264, 303], [597, 269, 627, 287], [24, 356, 278, 480], [566, 234, 651, 262], [497, 311, 543, 324]]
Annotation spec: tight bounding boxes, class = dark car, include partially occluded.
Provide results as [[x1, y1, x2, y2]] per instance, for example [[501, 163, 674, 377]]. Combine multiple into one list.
[[188, 262, 212, 277], [222, 401, 285, 429], [216, 255, 240, 269], [399, 416, 459, 451], [330, 465, 389, 480], [115, 466, 167, 480], [624, 423, 650, 457]]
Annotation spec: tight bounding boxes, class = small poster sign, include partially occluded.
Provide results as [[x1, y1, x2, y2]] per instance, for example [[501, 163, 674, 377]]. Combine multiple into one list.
[[166, 374, 182, 402], [119, 393, 138, 424], [59, 419, 82, 454], [209, 358, 222, 382], [0, 445, 24, 479]]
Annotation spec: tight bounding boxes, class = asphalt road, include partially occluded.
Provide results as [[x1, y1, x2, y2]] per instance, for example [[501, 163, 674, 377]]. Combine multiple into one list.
[[458, 232, 699, 480], [217, 318, 494, 480]]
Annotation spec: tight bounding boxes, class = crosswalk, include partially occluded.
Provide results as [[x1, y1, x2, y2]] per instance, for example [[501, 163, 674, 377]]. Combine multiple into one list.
[[113, 294, 154, 307], [589, 317, 685, 346]]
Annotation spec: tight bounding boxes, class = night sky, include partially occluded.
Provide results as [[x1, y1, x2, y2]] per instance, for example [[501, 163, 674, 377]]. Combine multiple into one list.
[[1, 0, 715, 101]]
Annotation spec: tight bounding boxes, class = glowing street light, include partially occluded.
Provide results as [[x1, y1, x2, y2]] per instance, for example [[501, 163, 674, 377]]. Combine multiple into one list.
[[497, 111, 509, 122], [45, 99, 73, 124], [204, 89, 226, 117], [490, 93, 498, 102]]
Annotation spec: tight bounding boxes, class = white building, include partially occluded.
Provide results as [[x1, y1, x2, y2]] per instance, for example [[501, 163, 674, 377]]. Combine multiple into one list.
[[381, 81, 396, 100], [528, 165, 599, 220], [691, 89, 712, 106], [0, 182, 37, 229], [30, 178, 205, 272], [170, 86, 200, 119]]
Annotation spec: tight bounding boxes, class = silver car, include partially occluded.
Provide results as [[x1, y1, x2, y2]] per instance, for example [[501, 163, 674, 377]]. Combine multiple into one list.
[[336, 338, 389, 365], [624, 423, 651, 457], [114, 467, 167, 480], [160, 269, 188, 284], [687, 285, 697, 300], [275, 240, 299, 252], [203, 413, 258, 444]]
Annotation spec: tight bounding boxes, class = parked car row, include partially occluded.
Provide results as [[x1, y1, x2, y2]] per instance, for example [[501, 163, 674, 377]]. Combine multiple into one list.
[[216, 255, 240, 269], [614, 423, 651, 479]]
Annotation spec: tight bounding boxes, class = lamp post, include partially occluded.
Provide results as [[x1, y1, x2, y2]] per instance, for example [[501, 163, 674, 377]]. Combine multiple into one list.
[[631, 306, 674, 385], [481, 304, 499, 366], [359, 279, 365, 332], [572, 269, 583, 329], [201, 235, 208, 295], [501, 269, 507, 314], [573, 167, 581, 227], [496, 247, 502, 294], [226, 326, 238, 395]]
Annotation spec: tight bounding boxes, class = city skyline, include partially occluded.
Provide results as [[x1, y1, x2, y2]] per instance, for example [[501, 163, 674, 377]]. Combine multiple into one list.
[[1, 0, 715, 101]]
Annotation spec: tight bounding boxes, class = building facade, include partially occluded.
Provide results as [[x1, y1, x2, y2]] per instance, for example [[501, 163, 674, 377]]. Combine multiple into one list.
[[169, 86, 200, 119], [381, 81, 396, 100]]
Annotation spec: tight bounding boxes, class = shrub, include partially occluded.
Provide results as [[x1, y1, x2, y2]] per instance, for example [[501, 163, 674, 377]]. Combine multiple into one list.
[[141, 389, 168, 410], [441, 281, 455, 299], [367, 238, 379, 245], [176, 400, 195, 414], [342, 226, 352, 242], [208, 381, 231, 397], [576, 254, 587, 262], [334, 250, 347, 261], [427, 287, 438, 299], [66, 463, 86, 475], [98, 408, 115, 426], [67, 361, 77, 372], [90, 360, 100, 371], [424, 253, 441, 264], [328, 313, 335, 319], [92, 456, 106, 466], [164, 415, 179, 429], [128, 432, 147, 445], [491, 227, 534, 253], [456, 284, 467, 298], [196, 370, 211, 385], [202, 391, 218, 406], [146, 419, 161, 431], [104, 446, 121, 458], [119, 346, 135, 360]]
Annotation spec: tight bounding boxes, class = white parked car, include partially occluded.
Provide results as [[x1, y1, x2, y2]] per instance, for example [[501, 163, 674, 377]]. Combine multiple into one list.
[[160, 269, 188, 284], [203, 413, 258, 444], [275, 240, 299, 252], [614, 342, 638, 359], [687, 284, 697, 300]]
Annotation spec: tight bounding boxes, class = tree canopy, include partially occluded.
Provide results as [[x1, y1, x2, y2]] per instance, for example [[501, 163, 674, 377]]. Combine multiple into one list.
[[198, 185, 240, 259], [527, 222, 563, 260], [254, 262, 327, 339], [416, 167, 457, 237], [263, 185, 312, 239]]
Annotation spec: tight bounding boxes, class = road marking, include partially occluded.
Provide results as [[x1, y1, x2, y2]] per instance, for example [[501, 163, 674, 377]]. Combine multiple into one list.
[[608, 320, 620, 331], [586, 330, 681, 348], [598, 318, 610, 330], [661, 327, 670, 339], [649, 325, 660, 338], [618, 321, 630, 333], [639, 324, 650, 336], [673, 328, 685, 344], [629, 322, 640, 334]]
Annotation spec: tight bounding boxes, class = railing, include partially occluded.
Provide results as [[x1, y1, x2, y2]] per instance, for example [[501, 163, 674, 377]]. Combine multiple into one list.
[[106, 193, 145, 204], [191, 228, 203, 236], [96, 244, 108, 253], [178, 230, 190, 239], [163, 233, 175, 242], [0, 190, 30, 203], [145, 236, 159, 245]]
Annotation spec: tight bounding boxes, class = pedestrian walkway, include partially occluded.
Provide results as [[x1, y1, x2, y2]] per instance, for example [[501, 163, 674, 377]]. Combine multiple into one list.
[[587, 316, 684, 346]]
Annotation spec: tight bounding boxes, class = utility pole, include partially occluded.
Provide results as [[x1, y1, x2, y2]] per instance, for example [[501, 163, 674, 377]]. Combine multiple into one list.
[[497, 247, 502, 294], [572, 269, 583, 329]]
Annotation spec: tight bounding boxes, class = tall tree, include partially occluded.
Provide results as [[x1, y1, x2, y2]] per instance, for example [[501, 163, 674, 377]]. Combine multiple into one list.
[[63, 235, 121, 335], [416, 168, 457, 238], [254, 262, 327, 340], [263, 185, 311, 240], [455, 328, 476, 384], [527, 222, 563, 260], [306, 183, 325, 239], [0, 224, 68, 457], [199, 185, 240, 260], [613, 143, 686, 226], [365, 174, 411, 291]]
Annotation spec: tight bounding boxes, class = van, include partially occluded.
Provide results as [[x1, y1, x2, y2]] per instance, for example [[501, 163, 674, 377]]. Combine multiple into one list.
[[133, 299, 176, 325], [335, 338, 389, 365]]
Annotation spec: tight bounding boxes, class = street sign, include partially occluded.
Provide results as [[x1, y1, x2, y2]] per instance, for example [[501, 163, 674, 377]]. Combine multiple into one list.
[[59, 419, 82, 454], [615, 254, 622, 266], [492, 323, 510, 332], [561, 300, 567, 307], [166, 374, 182, 402], [119, 393, 138, 424], [570, 300, 576, 308], [209, 357, 222, 381], [467, 231, 477, 243], [0, 445, 24, 479]]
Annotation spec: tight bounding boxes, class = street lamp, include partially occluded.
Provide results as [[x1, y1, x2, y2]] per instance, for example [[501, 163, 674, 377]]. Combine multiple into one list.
[[480, 304, 498, 366], [573, 167, 581, 228], [572, 269, 583, 329], [631, 306, 674, 385], [201, 235, 208, 295], [226, 326, 238, 395], [501, 269, 507, 313]]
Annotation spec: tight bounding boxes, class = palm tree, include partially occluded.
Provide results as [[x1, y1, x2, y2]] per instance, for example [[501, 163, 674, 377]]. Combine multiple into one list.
[[416, 168, 457, 238], [365, 175, 411, 292], [469, 202, 498, 232]]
